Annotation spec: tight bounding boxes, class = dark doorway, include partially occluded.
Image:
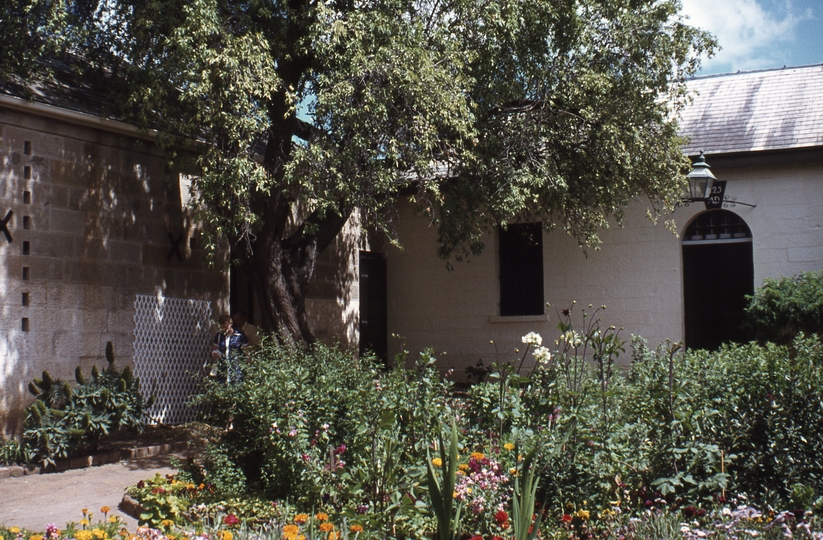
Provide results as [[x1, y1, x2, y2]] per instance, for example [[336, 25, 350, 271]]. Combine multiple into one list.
[[359, 251, 388, 362], [682, 211, 754, 350], [229, 266, 256, 325]]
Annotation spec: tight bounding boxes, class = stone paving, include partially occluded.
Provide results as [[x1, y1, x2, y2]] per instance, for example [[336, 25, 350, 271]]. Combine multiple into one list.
[[0, 450, 185, 531]]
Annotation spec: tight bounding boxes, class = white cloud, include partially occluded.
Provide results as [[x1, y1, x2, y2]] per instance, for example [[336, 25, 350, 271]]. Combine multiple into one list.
[[680, 0, 812, 72]]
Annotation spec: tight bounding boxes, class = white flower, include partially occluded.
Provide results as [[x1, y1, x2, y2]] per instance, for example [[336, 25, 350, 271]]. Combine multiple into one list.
[[560, 330, 583, 347], [532, 346, 552, 364], [521, 332, 542, 346]]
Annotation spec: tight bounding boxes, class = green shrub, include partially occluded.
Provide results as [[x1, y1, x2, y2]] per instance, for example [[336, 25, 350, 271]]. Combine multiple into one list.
[[0, 437, 32, 466], [22, 341, 154, 467], [744, 271, 823, 343], [192, 340, 451, 534], [622, 335, 823, 505], [187, 305, 823, 532]]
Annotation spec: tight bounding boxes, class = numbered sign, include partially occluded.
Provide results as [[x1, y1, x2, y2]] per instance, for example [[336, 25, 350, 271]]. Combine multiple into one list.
[[705, 180, 727, 209]]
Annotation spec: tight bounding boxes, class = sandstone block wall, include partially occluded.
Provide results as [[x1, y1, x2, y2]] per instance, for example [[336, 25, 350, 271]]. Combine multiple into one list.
[[0, 105, 228, 436]]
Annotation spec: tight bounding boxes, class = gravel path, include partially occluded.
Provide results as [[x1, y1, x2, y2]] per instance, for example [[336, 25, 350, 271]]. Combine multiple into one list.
[[0, 454, 180, 532]]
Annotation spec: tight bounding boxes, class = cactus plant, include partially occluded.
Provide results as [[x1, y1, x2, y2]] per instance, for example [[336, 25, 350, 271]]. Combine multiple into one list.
[[22, 341, 153, 467]]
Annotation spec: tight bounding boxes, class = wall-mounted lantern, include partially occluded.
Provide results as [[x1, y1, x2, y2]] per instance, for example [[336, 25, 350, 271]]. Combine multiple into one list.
[[682, 151, 756, 209]]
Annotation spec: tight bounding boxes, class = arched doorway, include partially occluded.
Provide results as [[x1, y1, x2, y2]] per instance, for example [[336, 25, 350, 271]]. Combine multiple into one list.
[[682, 210, 754, 350]]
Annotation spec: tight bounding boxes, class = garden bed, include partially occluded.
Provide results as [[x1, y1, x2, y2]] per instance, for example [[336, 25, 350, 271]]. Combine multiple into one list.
[[0, 423, 210, 477]]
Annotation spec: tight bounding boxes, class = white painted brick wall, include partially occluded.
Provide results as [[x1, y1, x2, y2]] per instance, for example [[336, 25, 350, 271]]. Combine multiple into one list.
[[387, 161, 823, 379]]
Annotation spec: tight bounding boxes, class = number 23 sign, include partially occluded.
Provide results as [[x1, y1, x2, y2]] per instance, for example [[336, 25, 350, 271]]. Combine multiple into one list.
[[705, 181, 727, 209]]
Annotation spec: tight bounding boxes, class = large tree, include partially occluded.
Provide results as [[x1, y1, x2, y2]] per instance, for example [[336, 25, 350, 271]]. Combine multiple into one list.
[[15, 0, 714, 344]]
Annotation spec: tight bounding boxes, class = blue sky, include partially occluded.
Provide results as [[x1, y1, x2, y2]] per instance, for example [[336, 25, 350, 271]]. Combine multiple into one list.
[[680, 0, 823, 75]]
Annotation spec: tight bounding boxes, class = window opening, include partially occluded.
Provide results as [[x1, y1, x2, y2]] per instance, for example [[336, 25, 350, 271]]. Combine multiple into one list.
[[499, 223, 544, 316]]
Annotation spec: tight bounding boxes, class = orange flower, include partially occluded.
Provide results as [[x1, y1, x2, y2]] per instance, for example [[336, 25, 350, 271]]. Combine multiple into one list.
[[294, 514, 309, 524], [283, 524, 300, 540], [315, 512, 330, 521], [101, 506, 111, 514], [327, 533, 340, 540], [349, 525, 364, 533], [319, 523, 334, 533], [470, 452, 485, 460], [82, 508, 89, 516]]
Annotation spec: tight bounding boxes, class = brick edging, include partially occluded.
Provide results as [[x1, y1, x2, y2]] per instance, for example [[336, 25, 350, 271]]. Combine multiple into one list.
[[0, 441, 190, 478]]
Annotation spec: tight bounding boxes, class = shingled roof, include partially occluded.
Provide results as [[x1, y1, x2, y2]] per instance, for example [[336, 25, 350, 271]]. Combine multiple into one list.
[[680, 64, 823, 157]]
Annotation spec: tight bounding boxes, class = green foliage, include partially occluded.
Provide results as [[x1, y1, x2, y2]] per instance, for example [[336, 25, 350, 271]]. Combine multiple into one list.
[[192, 339, 451, 536], [9, 0, 715, 343], [744, 271, 823, 343], [425, 420, 464, 540], [126, 473, 201, 526], [511, 446, 545, 540], [22, 342, 152, 468], [176, 307, 823, 537], [0, 437, 32, 466], [459, 306, 823, 512]]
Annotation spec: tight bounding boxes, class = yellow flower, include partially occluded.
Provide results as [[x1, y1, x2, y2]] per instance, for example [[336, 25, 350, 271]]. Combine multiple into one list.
[[349, 525, 364, 533], [575, 510, 590, 520], [503, 443, 515, 451], [92, 528, 108, 540], [109, 516, 118, 523], [161, 520, 175, 529], [76, 531, 93, 540], [470, 452, 485, 460], [283, 524, 300, 540], [219, 531, 233, 540], [80, 519, 90, 526], [509, 467, 518, 476], [30, 535, 45, 540], [453, 491, 459, 499], [101, 506, 111, 514], [315, 512, 330, 521], [294, 514, 309, 524], [319, 523, 334, 533], [431, 458, 442, 467], [9, 528, 20, 534], [458, 463, 469, 471]]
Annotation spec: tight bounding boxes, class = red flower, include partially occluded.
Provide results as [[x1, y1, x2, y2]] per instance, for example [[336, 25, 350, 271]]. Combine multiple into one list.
[[495, 510, 509, 524], [223, 514, 240, 526], [469, 536, 483, 540], [492, 537, 504, 540], [561, 514, 573, 523]]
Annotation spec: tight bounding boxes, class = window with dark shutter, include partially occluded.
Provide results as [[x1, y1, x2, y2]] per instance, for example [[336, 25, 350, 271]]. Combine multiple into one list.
[[499, 223, 544, 316]]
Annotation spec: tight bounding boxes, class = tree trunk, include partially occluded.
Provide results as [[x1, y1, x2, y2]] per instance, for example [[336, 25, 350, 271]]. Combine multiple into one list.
[[242, 207, 353, 347]]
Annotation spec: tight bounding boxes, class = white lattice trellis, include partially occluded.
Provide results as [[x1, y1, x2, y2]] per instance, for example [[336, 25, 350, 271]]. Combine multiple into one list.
[[133, 294, 212, 424]]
